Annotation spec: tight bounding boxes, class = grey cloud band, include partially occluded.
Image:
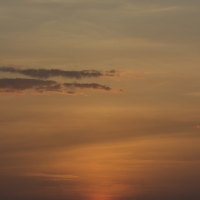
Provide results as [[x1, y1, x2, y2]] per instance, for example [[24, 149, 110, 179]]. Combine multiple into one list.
[[0, 78, 114, 94], [0, 67, 117, 79]]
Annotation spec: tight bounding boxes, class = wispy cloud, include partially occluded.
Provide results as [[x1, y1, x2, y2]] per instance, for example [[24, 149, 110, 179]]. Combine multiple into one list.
[[184, 92, 200, 97], [142, 6, 186, 13], [26, 173, 79, 180], [0, 66, 118, 79]]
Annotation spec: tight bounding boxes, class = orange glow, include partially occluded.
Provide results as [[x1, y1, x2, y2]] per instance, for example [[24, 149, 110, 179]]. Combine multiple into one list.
[[1, 1, 200, 199], [88, 194, 113, 200]]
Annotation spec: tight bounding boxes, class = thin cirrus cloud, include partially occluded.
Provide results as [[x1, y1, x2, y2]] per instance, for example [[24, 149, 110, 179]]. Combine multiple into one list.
[[0, 66, 118, 79], [0, 78, 118, 94]]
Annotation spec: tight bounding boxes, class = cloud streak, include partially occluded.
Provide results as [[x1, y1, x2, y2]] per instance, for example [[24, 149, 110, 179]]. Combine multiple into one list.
[[64, 82, 111, 91], [0, 78, 119, 94], [0, 78, 61, 93], [0, 66, 118, 79], [25, 173, 79, 180]]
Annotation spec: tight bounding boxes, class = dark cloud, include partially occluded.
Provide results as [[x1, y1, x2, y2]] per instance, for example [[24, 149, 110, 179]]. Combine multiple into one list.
[[0, 66, 118, 79], [0, 78, 61, 93], [0, 78, 116, 94], [0, 67, 123, 93], [64, 82, 111, 91]]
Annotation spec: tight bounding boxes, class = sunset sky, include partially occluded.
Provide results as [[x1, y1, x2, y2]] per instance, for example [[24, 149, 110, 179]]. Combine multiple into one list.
[[0, 0, 200, 200]]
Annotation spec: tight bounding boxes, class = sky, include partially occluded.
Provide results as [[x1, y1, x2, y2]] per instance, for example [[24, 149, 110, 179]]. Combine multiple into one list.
[[0, 0, 200, 200]]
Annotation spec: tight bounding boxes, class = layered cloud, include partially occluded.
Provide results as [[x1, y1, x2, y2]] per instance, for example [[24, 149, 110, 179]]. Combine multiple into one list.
[[0, 66, 123, 94], [0, 66, 118, 79]]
